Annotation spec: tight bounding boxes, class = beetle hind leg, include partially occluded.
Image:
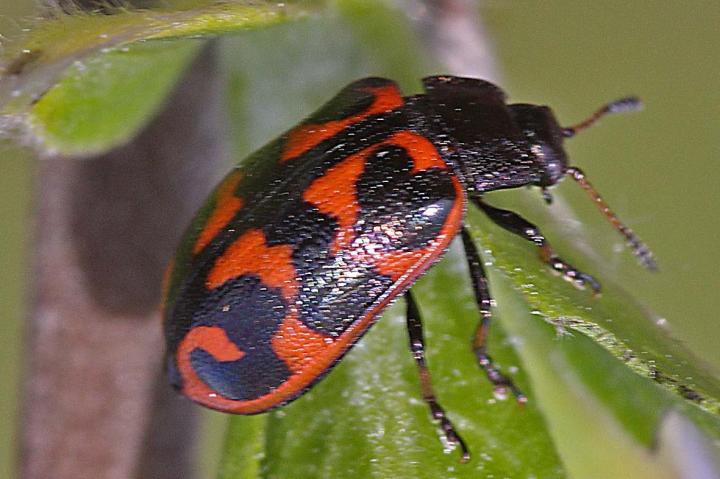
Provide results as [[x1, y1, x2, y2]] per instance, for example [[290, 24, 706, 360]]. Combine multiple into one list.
[[461, 227, 527, 403], [473, 198, 601, 294], [405, 291, 470, 463]]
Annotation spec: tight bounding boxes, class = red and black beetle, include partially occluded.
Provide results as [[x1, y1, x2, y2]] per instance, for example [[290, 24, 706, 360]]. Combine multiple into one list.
[[162, 76, 654, 461]]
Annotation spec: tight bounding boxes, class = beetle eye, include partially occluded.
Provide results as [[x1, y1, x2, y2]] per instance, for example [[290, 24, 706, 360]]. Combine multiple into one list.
[[533, 143, 566, 187]]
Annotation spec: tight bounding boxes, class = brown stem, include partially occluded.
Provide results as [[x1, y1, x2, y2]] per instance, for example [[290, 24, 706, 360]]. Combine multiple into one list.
[[20, 44, 226, 479], [406, 0, 500, 79]]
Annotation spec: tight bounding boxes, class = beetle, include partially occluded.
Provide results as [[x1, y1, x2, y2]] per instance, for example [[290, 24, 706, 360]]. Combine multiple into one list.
[[162, 76, 655, 461]]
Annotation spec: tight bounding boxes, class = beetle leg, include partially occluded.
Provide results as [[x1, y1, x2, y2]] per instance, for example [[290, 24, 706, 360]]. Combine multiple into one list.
[[460, 227, 527, 403], [405, 291, 470, 463], [472, 198, 601, 294]]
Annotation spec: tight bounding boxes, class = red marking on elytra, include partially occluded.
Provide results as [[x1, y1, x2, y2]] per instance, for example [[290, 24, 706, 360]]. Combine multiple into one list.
[[303, 152, 366, 254], [385, 131, 448, 173], [303, 130, 448, 256], [177, 326, 245, 404], [282, 85, 404, 161], [206, 229, 298, 302], [272, 312, 334, 374], [374, 249, 431, 281], [193, 170, 244, 255]]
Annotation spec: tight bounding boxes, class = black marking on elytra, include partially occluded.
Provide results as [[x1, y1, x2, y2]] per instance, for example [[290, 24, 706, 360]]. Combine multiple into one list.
[[263, 202, 339, 275], [189, 346, 288, 401], [290, 144, 459, 337], [295, 261, 395, 337], [165, 266, 287, 365], [355, 144, 457, 251], [200, 276, 286, 346], [189, 275, 290, 401]]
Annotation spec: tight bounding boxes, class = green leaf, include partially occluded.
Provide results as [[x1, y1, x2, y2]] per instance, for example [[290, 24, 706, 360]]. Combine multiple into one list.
[[27, 40, 201, 155], [0, 1, 315, 155], [467, 197, 720, 418], [217, 415, 267, 479], [487, 270, 718, 479], [465, 196, 720, 477]]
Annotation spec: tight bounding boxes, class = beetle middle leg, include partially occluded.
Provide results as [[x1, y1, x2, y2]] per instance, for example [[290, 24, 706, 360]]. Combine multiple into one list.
[[472, 197, 601, 293], [405, 291, 469, 462], [460, 227, 526, 403]]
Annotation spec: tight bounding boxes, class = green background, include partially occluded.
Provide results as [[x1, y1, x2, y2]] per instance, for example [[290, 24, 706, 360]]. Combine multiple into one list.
[[0, 3, 36, 479], [1, 1, 718, 477]]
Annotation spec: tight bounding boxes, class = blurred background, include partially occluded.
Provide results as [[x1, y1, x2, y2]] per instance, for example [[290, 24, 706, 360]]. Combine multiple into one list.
[[1, 1, 718, 478]]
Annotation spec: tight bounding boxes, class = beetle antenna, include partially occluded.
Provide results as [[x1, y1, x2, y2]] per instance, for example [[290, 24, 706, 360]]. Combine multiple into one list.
[[562, 96, 642, 137], [565, 166, 657, 271]]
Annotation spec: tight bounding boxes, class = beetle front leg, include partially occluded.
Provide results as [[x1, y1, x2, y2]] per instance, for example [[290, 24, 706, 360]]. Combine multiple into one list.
[[405, 291, 470, 463], [460, 228, 526, 403], [472, 198, 601, 294]]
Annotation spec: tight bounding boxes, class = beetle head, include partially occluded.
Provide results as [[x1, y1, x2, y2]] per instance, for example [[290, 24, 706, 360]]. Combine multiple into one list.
[[510, 96, 643, 189], [508, 104, 568, 188], [510, 95, 655, 270]]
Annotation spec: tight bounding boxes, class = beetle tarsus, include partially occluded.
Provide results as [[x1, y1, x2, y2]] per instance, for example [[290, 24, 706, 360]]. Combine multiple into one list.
[[405, 292, 470, 463], [461, 228, 526, 402]]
